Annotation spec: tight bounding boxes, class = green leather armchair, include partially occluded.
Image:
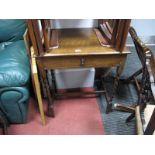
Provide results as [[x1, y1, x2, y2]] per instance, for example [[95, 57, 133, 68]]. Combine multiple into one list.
[[0, 20, 30, 123]]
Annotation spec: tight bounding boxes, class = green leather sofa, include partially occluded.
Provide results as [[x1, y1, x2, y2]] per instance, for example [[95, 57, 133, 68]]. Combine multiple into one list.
[[0, 20, 30, 123]]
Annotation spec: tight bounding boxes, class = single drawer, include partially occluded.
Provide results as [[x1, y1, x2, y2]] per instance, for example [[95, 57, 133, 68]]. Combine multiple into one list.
[[37, 54, 127, 69]]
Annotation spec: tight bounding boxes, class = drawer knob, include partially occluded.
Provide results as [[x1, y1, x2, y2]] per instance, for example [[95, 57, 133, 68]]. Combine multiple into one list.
[[80, 58, 85, 66]]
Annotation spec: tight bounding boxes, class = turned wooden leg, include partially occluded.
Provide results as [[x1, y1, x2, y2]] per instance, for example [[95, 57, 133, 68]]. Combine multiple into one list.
[[126, 112, 135, 123], [112, 63, 137, 114], [112, 65, 124, 98], [51, 70, 57, 96], [112, 69, 119, 98], [113, 56, 127, 98], [45, 70, 55, 117], [39, 67, 55, 117], [101, 78, 112, 113], [125, 68, 142, 83]]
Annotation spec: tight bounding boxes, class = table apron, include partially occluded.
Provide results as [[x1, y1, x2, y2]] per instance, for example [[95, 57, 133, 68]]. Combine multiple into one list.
[[37, 54, 127, 69]]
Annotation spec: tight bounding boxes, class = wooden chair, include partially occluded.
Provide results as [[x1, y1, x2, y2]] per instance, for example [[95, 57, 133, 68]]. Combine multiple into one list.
[[124, 27, 153, 118], [96, 19, 131, 80], [135, 51, 155, 135], [125, 27, 148, 93], [26, 19, 131, 120], [114, 27, 154, 113], [97, 19, 131, 51], [124, 27, 155, 134]]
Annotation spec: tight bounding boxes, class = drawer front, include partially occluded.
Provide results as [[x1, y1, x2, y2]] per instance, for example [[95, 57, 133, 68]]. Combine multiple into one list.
[[38, 55, 127, 69]]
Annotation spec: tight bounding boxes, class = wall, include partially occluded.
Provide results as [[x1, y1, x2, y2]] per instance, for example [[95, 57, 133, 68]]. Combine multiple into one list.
[[52, 19, 155, 37], [52, 19, 98, 29], [128, 19, 155, 44], [131, 19, 155, 36], [52, 19, 155, 44]]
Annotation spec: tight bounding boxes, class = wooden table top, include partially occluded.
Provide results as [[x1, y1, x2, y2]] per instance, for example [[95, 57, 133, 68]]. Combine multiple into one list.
[[44, 28, 130, 57]]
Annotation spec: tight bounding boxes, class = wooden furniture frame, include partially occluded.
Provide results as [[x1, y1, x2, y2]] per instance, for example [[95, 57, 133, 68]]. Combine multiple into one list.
[[26, 19, 131, 123], [115, 27, 155, 134], [114, 27, 154, 113], [24, 30, 46, 125], [135, 46, 155, 135], [129, 27, 155, 134]]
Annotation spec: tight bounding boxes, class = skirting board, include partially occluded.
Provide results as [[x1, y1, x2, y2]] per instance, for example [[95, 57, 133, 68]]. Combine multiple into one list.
[[126, 35, 155, 47]]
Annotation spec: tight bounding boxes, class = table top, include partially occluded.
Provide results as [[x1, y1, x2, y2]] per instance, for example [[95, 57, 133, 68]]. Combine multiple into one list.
[[44, 28, 130, 57]]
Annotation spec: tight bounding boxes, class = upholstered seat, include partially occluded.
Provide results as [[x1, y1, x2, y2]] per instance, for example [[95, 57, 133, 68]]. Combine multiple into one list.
[[0, 19, 26, 42], [0, 40, 30, 87]]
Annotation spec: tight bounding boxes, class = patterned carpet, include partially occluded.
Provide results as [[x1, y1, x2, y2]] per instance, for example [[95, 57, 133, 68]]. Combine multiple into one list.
[[96, 46, 155, 135], [96, 79, 137, 135]]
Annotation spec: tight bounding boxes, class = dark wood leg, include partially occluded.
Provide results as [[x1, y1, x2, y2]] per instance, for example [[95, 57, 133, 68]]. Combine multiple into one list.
[[111, 57, 137, 114], [112, 66, 120, 98], [126, 112, 135, 123], [39, 67, 55, 117], [126, 67, 150, 124], [125, 68, 142, 83], [101, 78, 112, 113], [106, 103, 113, 114], [45, 70, 55, 117], [112, 59, 126, 98], [51, 70, 57, 95]]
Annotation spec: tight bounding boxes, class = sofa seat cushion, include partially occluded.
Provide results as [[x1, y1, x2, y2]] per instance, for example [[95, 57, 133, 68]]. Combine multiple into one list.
[[0, 40, 30, 87]]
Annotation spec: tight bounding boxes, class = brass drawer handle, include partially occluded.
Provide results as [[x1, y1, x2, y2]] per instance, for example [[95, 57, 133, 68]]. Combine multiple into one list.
[[80, 58, 85, 66]]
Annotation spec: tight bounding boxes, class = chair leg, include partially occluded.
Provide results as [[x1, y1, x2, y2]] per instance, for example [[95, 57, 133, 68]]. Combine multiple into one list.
[[126, 112, 135, 123], [126, 68, 142, 83]]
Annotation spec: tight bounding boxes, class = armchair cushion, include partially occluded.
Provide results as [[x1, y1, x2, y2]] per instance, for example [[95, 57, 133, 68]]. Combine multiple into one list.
[[0, 19, 26, 42], [0, 40, 30, 87]]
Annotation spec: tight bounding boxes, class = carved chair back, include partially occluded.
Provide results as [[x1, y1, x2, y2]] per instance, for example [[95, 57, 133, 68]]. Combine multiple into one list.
[[129, 27, 155, 134]]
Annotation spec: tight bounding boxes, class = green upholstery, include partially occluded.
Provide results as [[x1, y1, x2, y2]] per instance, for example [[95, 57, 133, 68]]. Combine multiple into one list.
[[0, 41, 30, 87], [0, 20, 26, 42], [0, 87, 29, 123], [0, 20, 30, 123]]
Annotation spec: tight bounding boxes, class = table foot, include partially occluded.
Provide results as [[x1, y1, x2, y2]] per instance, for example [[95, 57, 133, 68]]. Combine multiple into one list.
[[46, 107, 55, 117], [126, 112, 135, 123], [106, 104, 113, 113]]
